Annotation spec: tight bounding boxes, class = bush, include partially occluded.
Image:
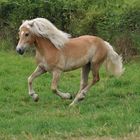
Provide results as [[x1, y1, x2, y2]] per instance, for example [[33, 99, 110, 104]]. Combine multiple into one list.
[[0, 0, 139, 58]]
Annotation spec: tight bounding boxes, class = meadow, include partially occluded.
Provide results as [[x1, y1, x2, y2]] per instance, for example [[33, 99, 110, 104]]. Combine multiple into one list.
[[0, 51, 140, 140]]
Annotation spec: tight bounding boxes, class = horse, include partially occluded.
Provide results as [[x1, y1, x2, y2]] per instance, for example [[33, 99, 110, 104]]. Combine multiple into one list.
[[16, 18, 124, 106]]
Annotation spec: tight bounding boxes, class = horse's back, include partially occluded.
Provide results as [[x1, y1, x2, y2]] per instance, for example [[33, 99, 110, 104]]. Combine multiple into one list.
[[65, 35, 106, 49], [64, 35, 107, 59]]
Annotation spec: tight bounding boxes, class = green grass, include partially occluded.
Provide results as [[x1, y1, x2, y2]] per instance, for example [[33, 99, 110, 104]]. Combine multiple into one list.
[[0, 51, 140, 140]]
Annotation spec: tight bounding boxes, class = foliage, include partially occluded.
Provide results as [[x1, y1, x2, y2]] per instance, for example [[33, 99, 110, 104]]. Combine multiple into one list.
[[0, 0, 140, 57], [0, 51, 140, 139]]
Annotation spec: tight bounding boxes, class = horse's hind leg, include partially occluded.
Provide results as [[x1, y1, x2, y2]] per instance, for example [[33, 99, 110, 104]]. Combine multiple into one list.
[[69, 62, 100, 106], [79, 63, 90, 92], [51, 70, 72, 99]]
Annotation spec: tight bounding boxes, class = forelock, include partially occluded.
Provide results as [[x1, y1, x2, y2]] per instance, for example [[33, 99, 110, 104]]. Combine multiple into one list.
[[19, 20, 33, 30]]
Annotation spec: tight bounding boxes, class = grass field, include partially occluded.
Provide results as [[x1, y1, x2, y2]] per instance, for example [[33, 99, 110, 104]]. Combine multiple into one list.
[[0, 51, 140, 140]]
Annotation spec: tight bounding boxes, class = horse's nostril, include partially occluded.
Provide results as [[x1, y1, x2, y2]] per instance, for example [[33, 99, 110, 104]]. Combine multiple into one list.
[[16, 48, 24, 55]]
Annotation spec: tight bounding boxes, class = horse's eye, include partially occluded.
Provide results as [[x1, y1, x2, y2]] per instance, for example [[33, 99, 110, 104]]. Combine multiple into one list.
[[25, 33, 29, 37]]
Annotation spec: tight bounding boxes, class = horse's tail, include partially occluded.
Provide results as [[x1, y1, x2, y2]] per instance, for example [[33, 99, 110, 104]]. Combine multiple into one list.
[[104, 41, 124, 77]]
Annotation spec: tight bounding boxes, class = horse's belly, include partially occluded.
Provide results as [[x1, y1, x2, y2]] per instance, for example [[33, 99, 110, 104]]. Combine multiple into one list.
[[64, 57, 89, 71], [63, 44, 96, 72]]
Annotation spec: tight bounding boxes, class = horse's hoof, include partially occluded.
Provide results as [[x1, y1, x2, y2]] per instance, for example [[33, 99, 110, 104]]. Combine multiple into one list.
[[69, 102, 75, 107], [69, 100, 78, 107], [77, 96, 85, 101], [32, 94, 39, 102], [69, 95, 85, 107], [62, 93, 73, 100]]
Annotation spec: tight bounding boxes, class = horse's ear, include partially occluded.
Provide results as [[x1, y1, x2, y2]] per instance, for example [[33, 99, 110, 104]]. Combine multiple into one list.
[[28, 21, 34, 27]]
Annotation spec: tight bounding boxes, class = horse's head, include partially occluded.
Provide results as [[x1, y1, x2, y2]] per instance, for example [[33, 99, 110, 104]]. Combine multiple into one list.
[[16, 26, 35, 55]]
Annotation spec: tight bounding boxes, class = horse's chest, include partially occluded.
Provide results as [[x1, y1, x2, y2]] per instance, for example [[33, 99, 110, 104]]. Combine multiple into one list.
[[36, 55, 63, 72], [36, 56, 50, 71]]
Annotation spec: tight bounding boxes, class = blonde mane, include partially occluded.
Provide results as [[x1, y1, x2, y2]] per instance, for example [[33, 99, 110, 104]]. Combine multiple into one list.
[[20, 18, 71, 49]]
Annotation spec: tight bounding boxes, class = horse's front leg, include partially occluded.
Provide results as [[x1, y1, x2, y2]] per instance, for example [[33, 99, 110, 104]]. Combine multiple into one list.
[[51, 70, 72, 99], [28, 65, 46, 101]]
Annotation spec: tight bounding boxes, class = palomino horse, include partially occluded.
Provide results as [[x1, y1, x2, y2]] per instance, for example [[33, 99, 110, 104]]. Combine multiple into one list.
[[16, 18, 124, 106]]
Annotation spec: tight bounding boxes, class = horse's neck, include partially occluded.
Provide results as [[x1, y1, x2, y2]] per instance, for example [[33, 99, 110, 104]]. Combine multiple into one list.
[[34, 37, 62, 69], [35, 37, 58, 56]]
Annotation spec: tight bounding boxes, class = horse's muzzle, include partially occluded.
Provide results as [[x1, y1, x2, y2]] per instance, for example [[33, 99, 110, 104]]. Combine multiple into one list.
[[16, 47, 25, 55]]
